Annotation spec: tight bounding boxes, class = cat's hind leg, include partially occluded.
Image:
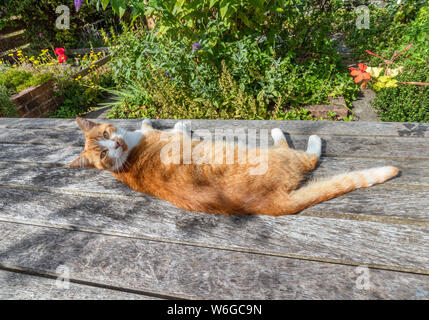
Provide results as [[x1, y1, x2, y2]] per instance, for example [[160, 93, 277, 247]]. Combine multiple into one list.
[[140, 119, 153, 132]]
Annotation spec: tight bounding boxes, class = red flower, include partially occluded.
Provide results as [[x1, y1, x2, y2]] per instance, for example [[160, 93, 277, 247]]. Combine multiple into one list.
[[54, 48, 67, 64], [349, 63, 371, 88], [54, 48, 65, 55], [58, 55, 67, 63]]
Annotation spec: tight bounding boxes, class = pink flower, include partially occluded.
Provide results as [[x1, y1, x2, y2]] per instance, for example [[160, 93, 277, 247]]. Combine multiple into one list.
[[39, 33, 43, 38]]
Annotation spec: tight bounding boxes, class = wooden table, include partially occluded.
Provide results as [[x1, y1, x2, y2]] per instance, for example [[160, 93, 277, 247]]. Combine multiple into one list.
[[0, 118, 428, 299]]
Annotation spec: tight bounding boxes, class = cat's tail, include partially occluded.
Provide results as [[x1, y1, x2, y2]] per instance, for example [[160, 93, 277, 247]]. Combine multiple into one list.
[[273, 166, 399, 215]]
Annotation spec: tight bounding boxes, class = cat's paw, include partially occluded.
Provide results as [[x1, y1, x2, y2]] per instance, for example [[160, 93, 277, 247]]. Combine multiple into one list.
[[140, 119, 153, 131], [306, 135, 322, 159], [174, 121, 191, 135], [271, 128, 286, 145]]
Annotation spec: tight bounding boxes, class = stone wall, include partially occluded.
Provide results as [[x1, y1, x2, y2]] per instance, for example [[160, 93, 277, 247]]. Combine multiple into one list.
[[10, 80, 64, 118]]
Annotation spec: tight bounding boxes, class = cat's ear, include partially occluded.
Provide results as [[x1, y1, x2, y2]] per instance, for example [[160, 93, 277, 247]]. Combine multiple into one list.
[[69, 153, 94, 169], [76, 117, 98, 132]]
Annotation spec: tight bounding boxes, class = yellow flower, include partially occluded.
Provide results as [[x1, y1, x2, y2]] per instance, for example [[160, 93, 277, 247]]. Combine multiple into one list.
[[8, 53, 14, 56], [366, 67, 383, 78], [387, 67, 403, 77]]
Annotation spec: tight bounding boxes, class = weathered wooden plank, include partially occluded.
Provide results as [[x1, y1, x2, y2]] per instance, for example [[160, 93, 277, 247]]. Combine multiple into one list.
[[1, 156, 427, 190], [0, 162, 427, 221], [0, 221, 427, 299], [1, 130, 428, 160], [0, 144, 81, 164], [1, 118, 428, 138], [0, 187, 427, 271], [0, 32, 27, 52], [0, 269, 156, 300]]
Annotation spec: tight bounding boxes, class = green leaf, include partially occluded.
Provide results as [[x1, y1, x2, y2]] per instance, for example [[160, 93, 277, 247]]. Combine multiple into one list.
[[101, 0, 110, 10], [209, 0, 219, 9], [111, 0, 127, 17], [158, 25, 170, 35], [219, 1, 229, 19], [173, 0, 186, 14], [249, 0, 265, 9]]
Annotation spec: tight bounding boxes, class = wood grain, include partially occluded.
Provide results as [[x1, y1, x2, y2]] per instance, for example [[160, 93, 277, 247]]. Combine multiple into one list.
[[0, 162, 427, 221], [0, 221, 427, 299], [0, 118, 428, 138], [0, 186, 427, 272], [0, 269, 156, 300]]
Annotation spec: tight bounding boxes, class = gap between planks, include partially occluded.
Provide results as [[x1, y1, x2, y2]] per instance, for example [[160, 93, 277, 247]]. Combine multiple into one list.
[[0, 263, 184, 300], [1, 214, 427, 276]]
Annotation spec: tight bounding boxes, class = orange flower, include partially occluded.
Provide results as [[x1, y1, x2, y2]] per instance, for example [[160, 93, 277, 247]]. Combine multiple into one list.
[[349, 63, 371, 88]]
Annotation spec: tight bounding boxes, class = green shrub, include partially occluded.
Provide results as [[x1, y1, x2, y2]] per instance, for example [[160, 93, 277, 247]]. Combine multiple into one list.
[[0, 0, 119, 50], [372, 67, 429, 122], [0, 85, 18, 117], [107, 15, 358, 120], [50, 70, 114, 118], [107, 61, 276, 119], [340, 1, 429, 122], [0, 68, 53, 94]]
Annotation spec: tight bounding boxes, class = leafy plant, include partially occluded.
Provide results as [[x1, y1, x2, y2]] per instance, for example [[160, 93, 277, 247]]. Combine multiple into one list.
[[0, 85, 18, 117], [0, 68, 53, 94], [0, 0, 119, 50], [107, 15, 358, 120]]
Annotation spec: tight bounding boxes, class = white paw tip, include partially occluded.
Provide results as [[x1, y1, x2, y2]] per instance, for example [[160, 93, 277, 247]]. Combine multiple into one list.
[[174, 121, 190, 132], [308, 135, 321, 144], [306, 135, 322, 157], [271, 128, 285, 141]]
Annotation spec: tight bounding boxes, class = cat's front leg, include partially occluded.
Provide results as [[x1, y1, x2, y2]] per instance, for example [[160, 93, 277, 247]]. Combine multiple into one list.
[[271, 128, 290, 147], [306, 135, 322, 160]]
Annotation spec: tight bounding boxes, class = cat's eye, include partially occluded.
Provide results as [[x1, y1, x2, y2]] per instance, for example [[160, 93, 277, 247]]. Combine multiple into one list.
[[103, 131, 109, 139], [100, 150, 108, 159]]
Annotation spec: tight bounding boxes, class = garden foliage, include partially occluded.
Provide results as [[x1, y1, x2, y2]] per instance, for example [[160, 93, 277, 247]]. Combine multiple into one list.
[[0, 0, 119, 50], [339, 0, 428, 122], [104, 0, 359, 119]]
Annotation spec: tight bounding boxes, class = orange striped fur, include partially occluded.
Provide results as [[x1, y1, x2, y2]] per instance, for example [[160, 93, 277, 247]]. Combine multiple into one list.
[[70, 118, 399, 216]]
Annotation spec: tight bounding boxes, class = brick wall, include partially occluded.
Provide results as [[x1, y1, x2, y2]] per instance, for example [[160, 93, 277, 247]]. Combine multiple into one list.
[[10, 80, 64, 118]]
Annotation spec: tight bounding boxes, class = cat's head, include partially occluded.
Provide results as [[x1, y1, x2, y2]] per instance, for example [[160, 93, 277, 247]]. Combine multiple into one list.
[[70, 117, 129, 171]]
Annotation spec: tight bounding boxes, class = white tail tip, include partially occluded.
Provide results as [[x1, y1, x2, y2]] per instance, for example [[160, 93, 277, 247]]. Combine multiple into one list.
[[359, 166, 399, 187]]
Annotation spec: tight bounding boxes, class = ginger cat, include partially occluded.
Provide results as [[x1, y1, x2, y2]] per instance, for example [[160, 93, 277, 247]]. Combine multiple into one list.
[[70, 117, 399, 216]]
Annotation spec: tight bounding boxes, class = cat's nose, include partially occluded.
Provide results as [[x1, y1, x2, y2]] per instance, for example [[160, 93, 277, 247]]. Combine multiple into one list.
[[114, 141, 121, 149]]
